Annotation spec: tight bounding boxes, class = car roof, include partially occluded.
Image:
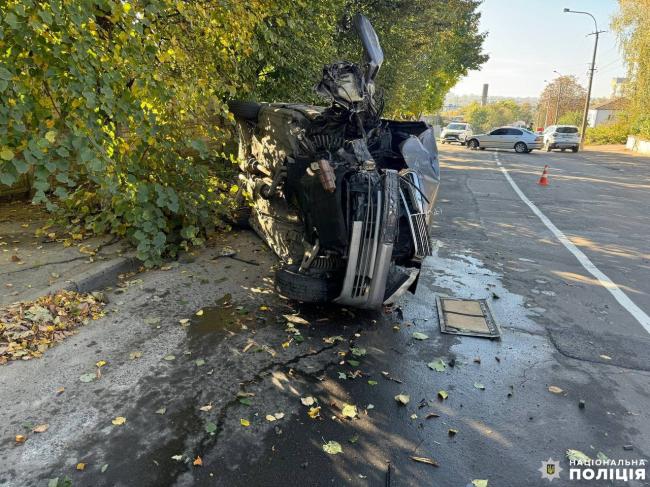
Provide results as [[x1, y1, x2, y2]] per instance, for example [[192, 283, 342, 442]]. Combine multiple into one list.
[[556, 125, 578, 128]]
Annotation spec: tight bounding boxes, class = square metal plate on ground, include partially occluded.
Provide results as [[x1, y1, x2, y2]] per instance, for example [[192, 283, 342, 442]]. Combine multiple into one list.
[[436, 297, 501, 339]]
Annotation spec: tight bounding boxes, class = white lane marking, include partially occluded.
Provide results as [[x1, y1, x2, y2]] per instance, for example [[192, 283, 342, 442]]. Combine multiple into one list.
[[493, 151, 650, 334]]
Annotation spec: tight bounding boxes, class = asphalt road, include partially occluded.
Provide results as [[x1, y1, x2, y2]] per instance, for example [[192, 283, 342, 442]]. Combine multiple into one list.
[[1, 144, 649, 486]]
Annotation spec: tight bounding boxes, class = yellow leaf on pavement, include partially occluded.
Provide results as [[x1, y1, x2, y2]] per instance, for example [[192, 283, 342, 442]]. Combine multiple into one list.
[[193, 456, 203, 466], [76, 463, 86, 471], [341, 404, 357, 419], [33, 424, 49, 433], [112, 416, 126, 426], [240, 418, 250, 427]]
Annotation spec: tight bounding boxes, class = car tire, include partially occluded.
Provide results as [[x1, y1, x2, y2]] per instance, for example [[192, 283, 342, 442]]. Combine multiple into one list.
[[561, 148, 566, 152], [514, 142, 528, 153], [275, 264, 340, 303], [572, 147, 579, 153], [479, 147, 486, 151], [468, 139, 479, 150], [228, 100, 261, 122], [440, 140, 446, 144]]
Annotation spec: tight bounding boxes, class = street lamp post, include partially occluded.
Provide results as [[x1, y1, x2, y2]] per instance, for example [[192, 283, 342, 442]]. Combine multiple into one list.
[[563, 8, 606, 149], [553, 70, 563, 125]]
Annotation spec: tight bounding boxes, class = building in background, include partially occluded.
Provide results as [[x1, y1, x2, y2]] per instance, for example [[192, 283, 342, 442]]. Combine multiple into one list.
[[587, 98, 627, 127]]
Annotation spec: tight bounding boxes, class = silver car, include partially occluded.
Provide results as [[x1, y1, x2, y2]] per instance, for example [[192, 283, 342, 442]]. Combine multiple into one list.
[[466, 126, 543, 153]]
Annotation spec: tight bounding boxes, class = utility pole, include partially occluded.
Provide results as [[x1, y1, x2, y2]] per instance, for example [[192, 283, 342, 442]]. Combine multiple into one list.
[[564, 8, 606, 149]]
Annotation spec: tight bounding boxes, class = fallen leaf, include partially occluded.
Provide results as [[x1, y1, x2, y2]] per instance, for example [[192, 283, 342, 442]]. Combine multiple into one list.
[[129, 351, 142, 360], [438, 390, 448, 400], [79, 373, 96, 383], [301, 396, 316, 407], [144, 317, 160, 325], [412, 332, 429, 340], [240, 419, 250, 427], [163, 354, 176, 361], [474, 382, 486, 390], [395, 394, 410, 405], [76, 463, 85, 471], [472, 480, 488, 487], [111, 416, 126, 426], [308, 407, 321, 419], [283, 314, 309, 325], [265, 415, 277, 422], [347, 359, 360, 367], [281, 340, 291, 349], [55, 387, 65, 396], [349, 434, 359, 443], [101, 464, 108, 473], [195, 310, 204, 316], [351, 347, 366, 357], [428, 359, 446, 372], [179, 318, 190, 326], [239, 398, 252, 406], [566, 449, 591, 463], [448, 428, 458, 436], [96, 360, 107, 368], [410, 413, 418, 420], [341, 404, 357, 419], [274, 412, 285, 420], [599, 354, 612, 360], [323, 335, 344, 344], [337, 372, 347, 380], [548, 386, 564, 394], [171, 454, 183, 461], [33, 424, 49, 433], [199, 403, 213, 412], [205, 422, 217, 434], [367, 380, 378, 386], [411, 456, 439, 467], [193, 456, 202, 466], [15, 434, 26, 443], [155, 407, 166, 415], [322, 441, 343, 455], [195, 358, 206, 366]]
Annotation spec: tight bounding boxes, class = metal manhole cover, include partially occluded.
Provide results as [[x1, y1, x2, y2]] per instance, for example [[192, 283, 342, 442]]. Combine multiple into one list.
[[436, 297, 500, 339]]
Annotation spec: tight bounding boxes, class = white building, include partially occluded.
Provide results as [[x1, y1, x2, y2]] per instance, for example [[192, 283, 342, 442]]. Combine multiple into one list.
[[587, 98, 626, 127]]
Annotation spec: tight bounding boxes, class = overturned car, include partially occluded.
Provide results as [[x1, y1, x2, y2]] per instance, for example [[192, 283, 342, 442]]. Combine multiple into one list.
[[229, 14, 439, 309]]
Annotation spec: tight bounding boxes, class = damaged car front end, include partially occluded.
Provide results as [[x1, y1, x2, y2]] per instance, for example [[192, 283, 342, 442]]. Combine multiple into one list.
[[229, 14, 439, 309]]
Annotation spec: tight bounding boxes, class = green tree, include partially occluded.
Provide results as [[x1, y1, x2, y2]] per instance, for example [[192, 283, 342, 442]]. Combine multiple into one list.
[[612, 0, 650, 138], [461, 100, 532, 133], [558, 110, 583, 126], [535, 76, 586, 128]]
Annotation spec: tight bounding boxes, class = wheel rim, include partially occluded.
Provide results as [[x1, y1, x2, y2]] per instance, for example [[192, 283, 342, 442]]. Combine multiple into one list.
[[515, 142, 526, 153], [470, 140, 478, 149]]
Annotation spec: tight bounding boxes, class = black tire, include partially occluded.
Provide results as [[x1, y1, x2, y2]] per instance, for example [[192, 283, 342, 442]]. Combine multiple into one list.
[[227, 206, 252, 229], [479, 147, 486, 150], [228, 100, 261, 122], [561, 148, 566, 152], [468, 139, 479, 150], [572, 146, 579, 153], [514, 141, 528, 153], [275, 264, 340, 303]]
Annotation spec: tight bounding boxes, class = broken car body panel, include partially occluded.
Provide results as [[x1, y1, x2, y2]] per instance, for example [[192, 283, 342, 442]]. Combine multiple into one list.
[[231, 14, 440, 309]]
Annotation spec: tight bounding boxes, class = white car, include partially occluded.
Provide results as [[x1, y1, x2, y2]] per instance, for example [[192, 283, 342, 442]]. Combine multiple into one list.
[[465, 126, 543, 153], [543, 125, 580, 152], [440, 122, 472, 144]]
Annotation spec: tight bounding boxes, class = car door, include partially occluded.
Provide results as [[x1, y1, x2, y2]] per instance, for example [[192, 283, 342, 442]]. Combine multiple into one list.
[[505, 128, 523, 149], [485, 128, 507, 148]]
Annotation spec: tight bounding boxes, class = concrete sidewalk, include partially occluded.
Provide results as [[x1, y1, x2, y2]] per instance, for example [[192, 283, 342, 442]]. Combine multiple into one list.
[[1, 200, 139, 306]]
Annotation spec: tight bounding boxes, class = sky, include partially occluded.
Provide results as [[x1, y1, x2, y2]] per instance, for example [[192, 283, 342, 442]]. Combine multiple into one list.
[[450, 0, 627, 98]]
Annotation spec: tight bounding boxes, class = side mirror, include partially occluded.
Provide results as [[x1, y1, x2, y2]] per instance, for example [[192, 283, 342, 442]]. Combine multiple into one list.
[[353, 14, 384, 83]]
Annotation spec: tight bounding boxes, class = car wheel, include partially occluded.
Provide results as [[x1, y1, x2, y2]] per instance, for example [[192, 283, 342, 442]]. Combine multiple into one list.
[[514, 142, 528, 153], [561, 148, 566, 152], [572, 146, 579, 153], [479, 147, 486, 151], [468, 139, 479, 150], [275, 264, 340, 303]]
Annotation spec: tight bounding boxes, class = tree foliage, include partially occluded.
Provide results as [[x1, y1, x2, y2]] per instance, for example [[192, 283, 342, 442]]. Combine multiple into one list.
[[612, 0, 650, 138], [557, 110, 583, 127], [459, 100, 533, 133], [0, 0, 486, 265], [535, 76, 586, 128]]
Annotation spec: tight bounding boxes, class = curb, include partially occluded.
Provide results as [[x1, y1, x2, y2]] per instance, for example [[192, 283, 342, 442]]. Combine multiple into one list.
[[21, 254, 141, 302]]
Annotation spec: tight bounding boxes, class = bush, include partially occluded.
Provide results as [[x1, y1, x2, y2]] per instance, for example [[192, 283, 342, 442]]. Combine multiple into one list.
[[585, 121, 630, 145]]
